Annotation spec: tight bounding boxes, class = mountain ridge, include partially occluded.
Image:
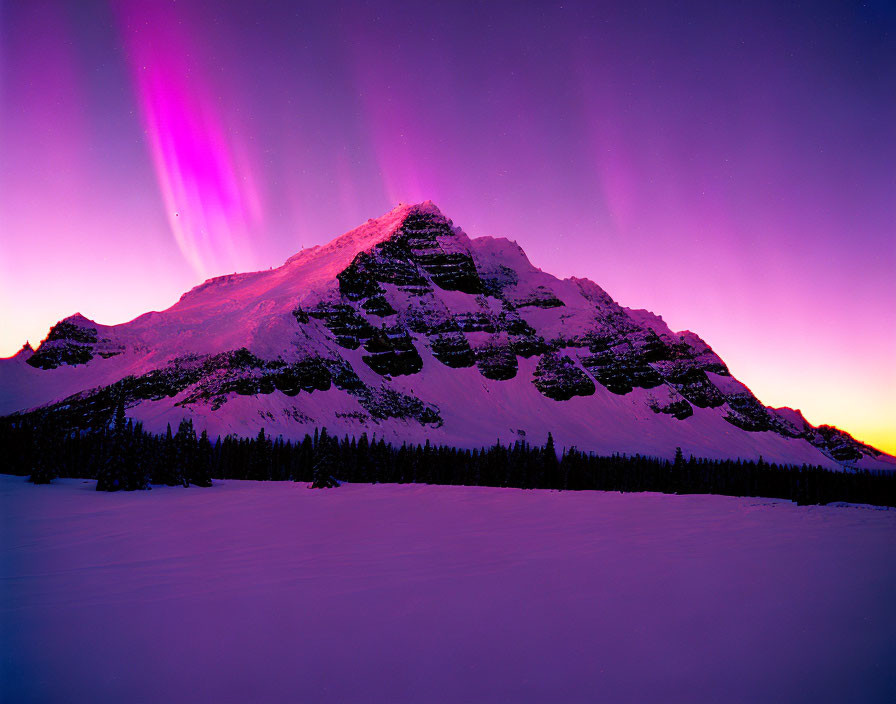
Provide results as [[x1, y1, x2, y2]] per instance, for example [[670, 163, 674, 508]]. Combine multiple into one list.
[[2, 202, 892, 471]]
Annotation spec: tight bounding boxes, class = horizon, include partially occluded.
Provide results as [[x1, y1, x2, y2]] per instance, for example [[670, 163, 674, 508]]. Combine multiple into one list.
[[1, 0, 894, 454]]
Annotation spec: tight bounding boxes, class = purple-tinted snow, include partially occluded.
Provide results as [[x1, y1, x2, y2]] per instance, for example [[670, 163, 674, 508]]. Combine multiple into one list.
[[2, 476, 895, 703], [2, 202, 892, 470]]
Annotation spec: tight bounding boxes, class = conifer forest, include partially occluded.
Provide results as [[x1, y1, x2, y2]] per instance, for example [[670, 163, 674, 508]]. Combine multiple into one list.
[[2, 405, 893, 507]]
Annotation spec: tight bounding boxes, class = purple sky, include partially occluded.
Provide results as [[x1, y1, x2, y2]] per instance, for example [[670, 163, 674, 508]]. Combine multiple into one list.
[[1, 0, 894, 451]]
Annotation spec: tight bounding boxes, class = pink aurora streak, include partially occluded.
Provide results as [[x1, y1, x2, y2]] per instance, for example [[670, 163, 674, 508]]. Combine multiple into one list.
[[115, 0, 263, 278]]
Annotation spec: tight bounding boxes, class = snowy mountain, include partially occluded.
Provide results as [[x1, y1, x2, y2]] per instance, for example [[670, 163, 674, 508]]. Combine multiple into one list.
[[2, 202, 892, 470]]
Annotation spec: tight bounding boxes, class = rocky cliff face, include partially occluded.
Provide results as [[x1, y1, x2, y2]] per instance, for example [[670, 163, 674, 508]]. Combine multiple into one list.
[[2, 202, 892, 470]]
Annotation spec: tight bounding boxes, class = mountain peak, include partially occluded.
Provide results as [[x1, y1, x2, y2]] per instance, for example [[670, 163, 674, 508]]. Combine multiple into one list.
[[63, 313, 96, 327], [285, 201, 451, 267], [171, 202, 458, 314], [5, 341, 34, 361], [275, 201, 474, 297]]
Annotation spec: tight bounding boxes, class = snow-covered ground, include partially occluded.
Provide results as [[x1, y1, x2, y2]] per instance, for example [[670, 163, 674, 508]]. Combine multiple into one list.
[[2, 476, 894, 703]]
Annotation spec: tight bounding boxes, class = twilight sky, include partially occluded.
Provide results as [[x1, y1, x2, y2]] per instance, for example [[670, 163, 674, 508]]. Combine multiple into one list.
[[1, 0, 894, 452]]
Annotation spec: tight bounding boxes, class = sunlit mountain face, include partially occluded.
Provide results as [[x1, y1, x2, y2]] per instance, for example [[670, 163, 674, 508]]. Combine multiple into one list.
[[2, 203, 893, 471], [1, 0, 894, 453]]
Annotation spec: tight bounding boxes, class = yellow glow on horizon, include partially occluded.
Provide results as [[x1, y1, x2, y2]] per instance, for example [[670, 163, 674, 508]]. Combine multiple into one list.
[[848, 428, 896, 458]]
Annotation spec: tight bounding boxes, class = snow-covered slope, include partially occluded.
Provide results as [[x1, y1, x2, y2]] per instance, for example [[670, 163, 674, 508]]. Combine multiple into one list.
[[2, 202, 892, 470], [5, 476, 895, 703]]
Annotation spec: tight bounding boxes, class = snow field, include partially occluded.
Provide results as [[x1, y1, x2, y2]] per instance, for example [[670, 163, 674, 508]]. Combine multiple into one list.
[[2, 475, 895, 702]]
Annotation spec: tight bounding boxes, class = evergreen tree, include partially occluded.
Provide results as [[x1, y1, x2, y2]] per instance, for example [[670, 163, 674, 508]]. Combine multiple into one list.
[[155, 423, 177, 486], [126, 420, 151, 490], [27, 425, 55, 484], [543, 432, 560, 489], [97, 400, 128, 491], [311, 429, 339, 488], [174, 418, 196, 487], [294, 434, 313, 482], [192, 429, 213, 487], [671, 446, 685, 494], [250, 427, 272, 481]]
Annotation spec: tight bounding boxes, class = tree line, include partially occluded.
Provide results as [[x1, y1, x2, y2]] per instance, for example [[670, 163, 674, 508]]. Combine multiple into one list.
[[1, 407, 894, 506]]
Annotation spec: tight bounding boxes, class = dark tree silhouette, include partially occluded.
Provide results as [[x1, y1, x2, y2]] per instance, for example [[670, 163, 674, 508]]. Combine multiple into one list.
[[174, 418, 196, 487], [2, 410, 894, 507], [542, 432, 560, 489], [27, 424, 55, 485], [96, 400, 129, 491], [192, 430, 213, 487], [311, 428, 339, 488]]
